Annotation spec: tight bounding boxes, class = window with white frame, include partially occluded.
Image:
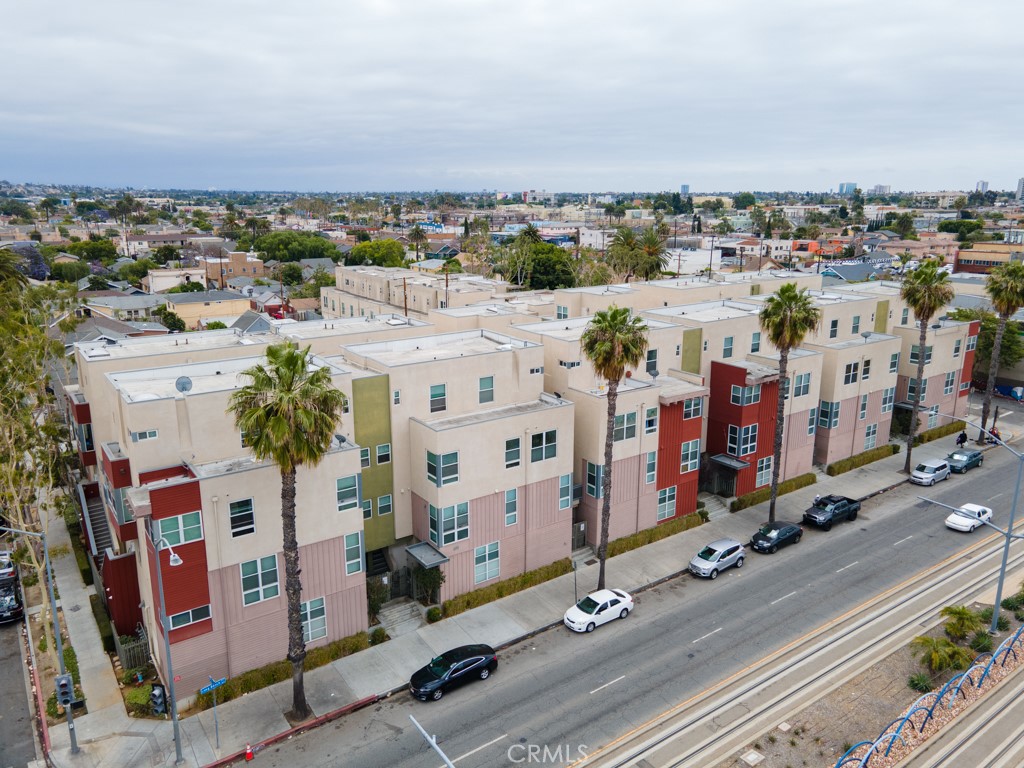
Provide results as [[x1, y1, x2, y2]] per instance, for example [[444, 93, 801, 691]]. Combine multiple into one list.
[[843, 362, 859, 385], [359, 447, 370, 469], [675, 344, 681, 356], [864, 423, 878, 450], [336, 475, 359, 511], [730, 384, 761, 406], [727, 424, 758, 456], [967, 334, 977, 351], [505, 438, 520, 468], [907, 378, 927, 403], [928, 406, 939, 429], [859, 394, 868, 420], [131, 429, 158, 442], [910, 345, 933, 365], [362, 499, 371, 519], [750, 332, 761, 353], [559, 474, 572, 509], [505, 489, 517, 526], [901, 308, 909, 325], [613, 412, 637, 441], [723, 336, 734, 358], [531, 430, 557, 461], [376, 443, 391, 464], [960, 381, 971, 392], [586, 461, 603, 498], [944, 371, 955, 395], [645, 407, 658, 434], [393, 390, 401, 405], [479, 376, 494, 404], [429, 383, 447, 413], [429, 503, 469, 546], [646, 451, 657, 483], [953, 339, 962, 358], [889, 352, 900, 373], [300, 597, 327, 643], [344, 532, 363, 574], [829, 319, 839, 338], [818, 401, 840, 429], [169, 604, 211, 629], [556, 305, 568, 320], [656, 487, 676, 521], [756, 456, 772, 487], [807, 407, 817, 435], [559, 360, 581, 369], [793, 372, 811, 397], [474, 542, 499, 584], [852, 315, 860, 334], [680, 439, 700, 472], [646, 348, 658, 374], [862, 359, 871, 380], [241, 555, 279, 605], [427, 451, 459, 486], [378, 494, 392, 515], [158, 511, 203, 546], [882, 386, 896, 413], [683, 397, 703, 419], [228, 499, 255, 538]]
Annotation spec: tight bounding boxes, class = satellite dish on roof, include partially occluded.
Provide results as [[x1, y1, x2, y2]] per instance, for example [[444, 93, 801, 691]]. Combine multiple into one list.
[[175, 376, 193, 393]]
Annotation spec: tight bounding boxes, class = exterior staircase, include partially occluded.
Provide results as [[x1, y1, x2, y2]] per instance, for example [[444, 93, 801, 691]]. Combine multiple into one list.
[[697, 492, 732, 520], [571, 545, 597, 567], [365, 548, 389, 578], [78, 484, 112, 567], [376, 597, 426, 639]]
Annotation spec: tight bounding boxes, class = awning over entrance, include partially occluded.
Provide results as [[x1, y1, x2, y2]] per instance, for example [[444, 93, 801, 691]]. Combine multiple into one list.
[[709, 454, 750, 471], [406, 540, 449, 569]]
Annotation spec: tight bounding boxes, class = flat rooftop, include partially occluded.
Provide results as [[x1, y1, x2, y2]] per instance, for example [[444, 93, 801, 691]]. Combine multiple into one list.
[[644, 299, 760, 323], [513, 315, 677, 342], [415, 393, 570, 431], [77, 329, 268, 362], [344, 329, 539, 367], [276, 314, 429, 340]]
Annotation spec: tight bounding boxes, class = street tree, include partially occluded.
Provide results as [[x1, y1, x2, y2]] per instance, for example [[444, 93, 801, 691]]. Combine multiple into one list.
[[977, 262, 1024, 441]]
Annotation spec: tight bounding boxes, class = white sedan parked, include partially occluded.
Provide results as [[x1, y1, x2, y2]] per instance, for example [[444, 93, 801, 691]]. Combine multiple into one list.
[[945, 503, 993, 533], [564, 589, 634, 633]]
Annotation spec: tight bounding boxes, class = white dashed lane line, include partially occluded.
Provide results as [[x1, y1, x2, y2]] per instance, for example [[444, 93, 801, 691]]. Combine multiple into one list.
[[836, 561, 859, 573], [590, 675, 626, 695], [692, 627, 722, 644]]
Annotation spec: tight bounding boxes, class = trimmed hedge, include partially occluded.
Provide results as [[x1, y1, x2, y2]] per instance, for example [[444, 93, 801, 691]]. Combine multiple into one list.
[[607, 512, 705, 558], [826, 444, 901, 476], [914, 420, 966, 446], [730, 472, 817, 512], [124, 684, 153, 717], [442, 559, 573, 618], [89, 594, 116, 654]]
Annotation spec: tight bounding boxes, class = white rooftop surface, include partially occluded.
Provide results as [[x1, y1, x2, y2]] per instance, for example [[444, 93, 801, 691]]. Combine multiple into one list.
[[644, 299, 760, 323], [514, 315, 677, 342], [77, 329, 267, 361], [819, 332, 899, 351], [417, 394, 570, 431], [345, 329, 538, 367], [434, 304, 525, 318], [276, 314, 428, 340], [556, 283, 633, 296]]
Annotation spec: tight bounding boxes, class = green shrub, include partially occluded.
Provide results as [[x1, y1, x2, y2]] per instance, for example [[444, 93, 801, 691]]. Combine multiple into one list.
[[63, 646, 80, 685], [978, 606, 1010, 632], [969, 631, 994, 654], [826, 445, 899, 476], [22, 571, 39, 588], [607, 512, 705, 557], [908, 672, 933, 693], [441, 559, 573, 618], [89, 594, 116, 654], [696, 508, 710, 523], [38, 634, 47, 653], [426, 607, 442, 623], [730, 473, 817, 512], [914, 420, 966, 446], [46, 691, 58, 720], [366, 577, 391, 622], [124, 684, 153, 717], [1001, 594, 1024, 611], [370, 627, 388, 646], [416, 567, 446, 604]]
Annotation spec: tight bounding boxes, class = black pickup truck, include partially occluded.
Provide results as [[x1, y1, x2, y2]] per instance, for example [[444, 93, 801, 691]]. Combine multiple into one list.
[[802, 494, 861, 531]]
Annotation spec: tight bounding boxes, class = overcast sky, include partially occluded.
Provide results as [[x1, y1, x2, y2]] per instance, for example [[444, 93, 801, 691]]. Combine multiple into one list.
[[4, 0, 1022, 193]]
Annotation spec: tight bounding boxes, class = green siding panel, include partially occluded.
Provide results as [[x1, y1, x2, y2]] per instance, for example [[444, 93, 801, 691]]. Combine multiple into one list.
[[352, 375, 395, 552], [681, 328, 702, 374], [874, 300, 889, 333]]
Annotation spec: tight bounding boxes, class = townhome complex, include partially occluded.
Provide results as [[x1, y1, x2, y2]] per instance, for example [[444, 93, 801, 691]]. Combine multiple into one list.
[[63, 266, 978, 702]]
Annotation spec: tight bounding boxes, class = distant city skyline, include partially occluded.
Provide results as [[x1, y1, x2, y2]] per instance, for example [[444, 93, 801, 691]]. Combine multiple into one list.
[[2, 1, 1022, 193]]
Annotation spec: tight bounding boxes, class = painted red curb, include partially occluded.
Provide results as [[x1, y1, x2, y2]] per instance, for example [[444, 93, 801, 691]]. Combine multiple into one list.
[[202, 694, 379, 767]]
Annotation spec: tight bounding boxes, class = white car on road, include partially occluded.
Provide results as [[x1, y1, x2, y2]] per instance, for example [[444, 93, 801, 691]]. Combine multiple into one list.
[[945, 503, 993, 533], [564, 589, 634, 633]]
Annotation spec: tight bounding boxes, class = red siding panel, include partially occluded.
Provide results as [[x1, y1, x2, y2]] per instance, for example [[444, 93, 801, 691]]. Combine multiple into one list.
[[139, 465, 192, 485], [101, 550, 142, 634], [149, 480, 202, 520]]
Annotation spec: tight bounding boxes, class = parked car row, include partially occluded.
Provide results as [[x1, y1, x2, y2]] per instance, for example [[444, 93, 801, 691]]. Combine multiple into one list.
[[0, 550, 24, 625]]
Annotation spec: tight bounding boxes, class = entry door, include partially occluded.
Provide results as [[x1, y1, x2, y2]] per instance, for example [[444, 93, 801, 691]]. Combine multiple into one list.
[[572, 521, 586, 550]]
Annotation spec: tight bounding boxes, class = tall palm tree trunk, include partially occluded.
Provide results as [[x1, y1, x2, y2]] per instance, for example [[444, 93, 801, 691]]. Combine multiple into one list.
[[904, 321, 929, 473], [767, 350, 789, 523], [281, 467, 311, 721], [596, 380, 619, 591], [978, 313, 1009, 443]]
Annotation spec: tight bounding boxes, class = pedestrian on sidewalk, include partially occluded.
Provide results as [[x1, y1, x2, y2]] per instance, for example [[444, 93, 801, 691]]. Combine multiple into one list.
[[956, 430, 968, 448]]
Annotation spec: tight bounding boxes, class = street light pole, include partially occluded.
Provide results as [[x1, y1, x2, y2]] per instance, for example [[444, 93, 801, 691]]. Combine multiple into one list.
[[2, 526, 78, 754], [151, 526, 185, 766]]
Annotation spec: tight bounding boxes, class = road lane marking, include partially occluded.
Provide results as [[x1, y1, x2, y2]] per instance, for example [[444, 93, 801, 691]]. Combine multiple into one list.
[[447, 733, 508, 765], [836, 561, 859, 573], [893, 535, 914, 546], [770, 591, 797, 605], [990, 493, 1005, 502], [590, 675, 626, 695], [692, 627, 722, 644]]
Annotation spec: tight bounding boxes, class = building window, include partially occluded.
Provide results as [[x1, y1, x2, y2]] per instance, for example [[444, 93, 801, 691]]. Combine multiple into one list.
[[531, 430, 557, 462], [158, 511, 203, 546], [336, 475, 359, 511], [131, 429, 158, 442], [344, 532, 363, 574], [505, 489, 518, 526], [378, 494, 392, 516], [864, 423, 878, 450], [680, 439, 700, 472], [829, 319, 838, 339], [889, 352, 900, 373], [683, 397, 703, 419], [362, 499, 372, 519], [882, 386, 896, 413], [944, 371, 955, 395], [901, 308, 909, 325], [645, 407, 658, 434], [559, 474, 572, 509], [646, 451, 657, 483], [300, 597, 327, 643], [862, 359, 871, 380], [723, 336, 734, 358], [429, 502, 469, 546], [341, 396, 350, 415], [427, 451, 459, 486], [613, 412, 637, 442], [807, 408, 817, 435], [228, 499, 255, 538], [646, 348, 658, 374], [474, 541, 499, 584], [376, 443, 391, 464], [241, 555, 279, 605], [910, 345, 933, 365], [928, 406, 939, 429], [756, 456, 772, 488], [967, 335, 977, 351], [859, 394, 868, 421], [727, 425, 757, 456], [750, 332, 761, 353], [908, 378, 927, 403], [559, 360, 581, 369], [953, 339, 962, 358], [731, 384, 761, 406], [393, 390, 401, 405], [819, 401, 840, 430], [657, 487, 676, 521], [360, 447, 370, 469], [429, 383, 447, 413], [505, 438, 520, 468], [530, 366, 544, 375], [479, 376, 494, 404], [586, 461, 603, 498], [960, 381, 971, 392], [556, 305, 568, 320], [703, 340, 708, 351], [843, 362, 859, 385], [675, 344, 681, 356], [793, 372, 811, 397], [169, 604, 211, 629], [852, 315, 860, 334]]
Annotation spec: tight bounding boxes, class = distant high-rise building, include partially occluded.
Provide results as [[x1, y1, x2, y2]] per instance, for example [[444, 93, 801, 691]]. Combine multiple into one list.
[[1017, 178, 1024, 202], [680, 184, 690, 195], [976, 180, 989, 193], [869, 185, 891, 195], [838, 182, 857, 195]]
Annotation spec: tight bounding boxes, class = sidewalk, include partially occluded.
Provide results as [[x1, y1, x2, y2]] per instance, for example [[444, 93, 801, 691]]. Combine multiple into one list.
[[44, 438, 969, 768]]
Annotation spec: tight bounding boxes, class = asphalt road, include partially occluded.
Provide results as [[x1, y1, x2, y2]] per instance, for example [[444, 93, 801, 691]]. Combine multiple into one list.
[[0, 619, 36, 768], [250, 445, 1020, 768]]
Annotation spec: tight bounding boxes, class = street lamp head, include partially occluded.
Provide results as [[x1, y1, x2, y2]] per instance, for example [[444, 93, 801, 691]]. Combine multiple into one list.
[[168, 552, 183, 567]]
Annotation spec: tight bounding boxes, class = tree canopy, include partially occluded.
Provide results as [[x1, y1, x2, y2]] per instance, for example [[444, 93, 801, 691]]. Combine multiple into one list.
[[344, 238, 407, 267], [239, 231, 338, 263]]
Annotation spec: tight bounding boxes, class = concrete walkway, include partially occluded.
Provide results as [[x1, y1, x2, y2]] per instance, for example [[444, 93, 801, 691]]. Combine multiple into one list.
[[44, 436, 972, 768]]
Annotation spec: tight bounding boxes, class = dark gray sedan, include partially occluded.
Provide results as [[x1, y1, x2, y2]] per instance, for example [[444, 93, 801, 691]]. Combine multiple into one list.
[[750, 521, 803, 554], [946, 449, 983, 474]]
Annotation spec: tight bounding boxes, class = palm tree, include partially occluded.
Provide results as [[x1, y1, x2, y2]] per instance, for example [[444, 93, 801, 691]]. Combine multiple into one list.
[[607, 227, 640, 282], [636, 227, 669, 280], [228, 342, 347, 721], [900, 261, 954, 472], [409, 225, 428, 260], [758, 284, 822, 523], [940, 604, 984, 642], [978, 262, 1024, 441], [244, 217, 271, 242], [581, 306, 649, 591], [910, 635, 972, 673], [516, 223, 543, 245], [0, 249, 29, 292]]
